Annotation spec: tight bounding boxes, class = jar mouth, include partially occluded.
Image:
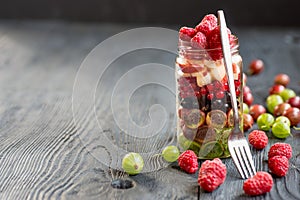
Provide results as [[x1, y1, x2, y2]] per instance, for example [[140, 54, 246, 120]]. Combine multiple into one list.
[[178, 35, 239, 60], [178, 35, 239, 52]]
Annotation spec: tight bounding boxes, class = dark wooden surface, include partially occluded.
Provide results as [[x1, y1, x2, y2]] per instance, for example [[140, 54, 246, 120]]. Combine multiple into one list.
[[0, 20, 300, 200]]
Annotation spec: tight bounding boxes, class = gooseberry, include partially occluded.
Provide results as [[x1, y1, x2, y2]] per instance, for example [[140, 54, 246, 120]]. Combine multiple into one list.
[[275, 116, 291, 127], [274, 73, 290, 87], [162, 145, 180, 162], [122, 152, 144, 175], [279, 88, 296, 101], [257, 113, 275, 131], [271, 121, 291, 139], [248, 59, 264, 75], [287, 96, 300, 109], [283, 107, 300, 126], [266, 94, 284, 114], [249, 104, 266, 121], [243, 113, 254, 131], [273, 103, 291, 117], [269, 84, 285, 95]]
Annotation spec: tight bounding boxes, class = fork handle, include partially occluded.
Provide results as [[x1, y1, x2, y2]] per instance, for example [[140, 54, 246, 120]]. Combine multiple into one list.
[[218, 11, 240, 126]]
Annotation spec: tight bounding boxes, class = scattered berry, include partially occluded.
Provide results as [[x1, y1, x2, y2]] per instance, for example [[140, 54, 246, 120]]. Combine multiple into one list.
[[273, 103, 291, 117], [179, 27, 197, 41], [243, 92, 254, 106], [271, 121, 291, 139], [248, 130, 268, 150], [243, 171, 273, 196], [275, 116, 291, 127], [243, 113, 254, 131], [243, 103, 250, 114], [269, 84, 285, 95], [122, 152, 144, 175], [249, 104, 266, 121], [248, 59, 264, 75], [162, 145, 180, 162], [266, 94, 284, 114], [195, 14, 218, 35], [274, 73, 290, 87], [257, 113, 274, 131], [191, 32, 207, 49], [268, 142, 292, 160], [287, 96, 300, 109], [268, 155, 289, 177], [178, 150, 198, 174], [283, 107, 300, 126], [279, 88, 296, 101], [198, 158, 226, 192]]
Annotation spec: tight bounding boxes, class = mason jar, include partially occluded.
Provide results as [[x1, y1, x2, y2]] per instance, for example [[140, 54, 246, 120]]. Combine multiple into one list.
[[176, 36, 243, 159]]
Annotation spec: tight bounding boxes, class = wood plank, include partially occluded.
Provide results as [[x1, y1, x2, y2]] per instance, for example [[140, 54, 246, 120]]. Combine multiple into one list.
[[0, 20, 299, 199]]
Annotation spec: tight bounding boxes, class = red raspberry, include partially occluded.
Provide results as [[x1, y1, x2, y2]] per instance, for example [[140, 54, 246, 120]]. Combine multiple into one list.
[[206, 26, 233, 60], [268, 142, 292, 160], [195, 14, 218, 35], [191, 32, 207, 49], [178, 150, 198, 174], [207, 26, 231, 49], [268, 155, 289, 177], [243, 171, 273, 196], [198, 158, 226, 192], [179, 27, 197, 41], [248, 130, 268, 150]]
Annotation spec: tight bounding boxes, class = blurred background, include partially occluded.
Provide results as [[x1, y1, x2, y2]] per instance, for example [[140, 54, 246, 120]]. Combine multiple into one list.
[[0, 0, 299, 27]]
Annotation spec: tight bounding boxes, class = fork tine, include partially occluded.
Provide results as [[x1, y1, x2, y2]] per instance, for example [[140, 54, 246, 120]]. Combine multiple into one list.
[[229, 146, 246, 179], [244, 144, 256, 177], [235, 147, 249, 179], [229, 142, 256, 179], [239, 146, 253, 178]]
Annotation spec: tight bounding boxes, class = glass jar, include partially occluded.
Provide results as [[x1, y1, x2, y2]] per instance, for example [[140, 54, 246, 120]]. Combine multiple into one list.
[[176, 37, 243, 159]]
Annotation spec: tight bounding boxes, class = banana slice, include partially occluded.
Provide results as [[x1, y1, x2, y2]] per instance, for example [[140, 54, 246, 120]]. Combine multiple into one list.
[[210, 65, 226, 81], [232, 54, 242, 80], [191, 69, 212, 87]]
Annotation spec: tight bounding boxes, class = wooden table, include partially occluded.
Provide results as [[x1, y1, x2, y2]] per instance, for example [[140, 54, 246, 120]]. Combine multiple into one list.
[[0, 20, 299, 199]]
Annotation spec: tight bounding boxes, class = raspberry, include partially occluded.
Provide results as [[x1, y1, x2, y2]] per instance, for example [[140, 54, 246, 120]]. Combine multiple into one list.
[[207, 26, 231, 49], [243, 171, 273, 196], [179, 27, 197, 41], [178, 150, 198, 174], [268, 142, 292, 160], [206, 26, 233, 60], [195, 14, 218, 35], [248, 130, 268, 150], [198, 158, 226, 192], [268, 155, 289, 177], [191, 32, 207, 49]]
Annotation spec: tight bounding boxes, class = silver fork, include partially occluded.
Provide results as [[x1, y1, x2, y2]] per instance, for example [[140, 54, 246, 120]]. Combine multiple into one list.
[[218, 10, 256, 179]]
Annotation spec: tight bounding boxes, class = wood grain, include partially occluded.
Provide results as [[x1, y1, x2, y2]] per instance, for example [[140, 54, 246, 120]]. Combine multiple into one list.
[[0, 20, 300, 199]]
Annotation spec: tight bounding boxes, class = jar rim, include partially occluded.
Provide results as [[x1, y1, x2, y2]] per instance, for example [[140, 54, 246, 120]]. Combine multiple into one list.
[[178, 35, 239, 52]]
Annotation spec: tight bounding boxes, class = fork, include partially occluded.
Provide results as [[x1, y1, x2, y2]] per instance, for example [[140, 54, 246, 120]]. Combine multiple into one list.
[[218, 10, 256, 179]]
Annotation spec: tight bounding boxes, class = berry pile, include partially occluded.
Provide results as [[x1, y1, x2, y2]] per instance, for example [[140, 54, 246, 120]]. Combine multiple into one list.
[[179, 14, 236, 60], [268, 143, 292, 177], [176, 14, 243, 159], [244, 71, 300, 138]]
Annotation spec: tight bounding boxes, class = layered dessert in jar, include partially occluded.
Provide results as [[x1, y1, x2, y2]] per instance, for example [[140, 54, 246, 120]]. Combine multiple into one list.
[[176, 14, 243, 159]]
